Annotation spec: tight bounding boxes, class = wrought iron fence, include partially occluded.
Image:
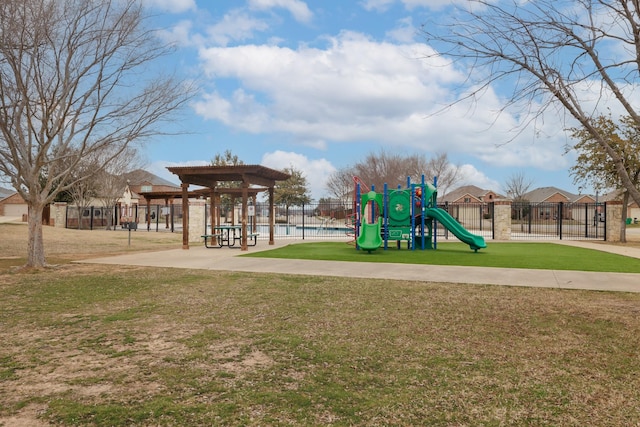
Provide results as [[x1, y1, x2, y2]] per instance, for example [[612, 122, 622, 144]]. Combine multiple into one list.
[[205, 201, 356, 240], [64, 200, 607, 242], [510, 201, 605, 240], [136, 204, 184, 232], [434, 202, 494, 242], [65, 205, 116, 230]]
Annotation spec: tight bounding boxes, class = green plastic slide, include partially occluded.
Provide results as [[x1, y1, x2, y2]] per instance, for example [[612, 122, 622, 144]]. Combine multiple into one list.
[[357, 218, 383, 252], [425, 208, 486, 251]]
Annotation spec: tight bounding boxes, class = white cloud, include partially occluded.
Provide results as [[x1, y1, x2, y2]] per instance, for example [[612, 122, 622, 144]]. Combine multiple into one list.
[[193, 30, 576, 175], [248, 0, 313, 23], [196, 32, 458, 136], [360, 0, 395, 12], [361, 0, 470, 12], [386, 17, 417, 43], [261, 151, 336, 200], [457, 164, 501, 192], [142, 0, 196, 13], [156, 20, 196, 47], [206, 9, 270, 47]]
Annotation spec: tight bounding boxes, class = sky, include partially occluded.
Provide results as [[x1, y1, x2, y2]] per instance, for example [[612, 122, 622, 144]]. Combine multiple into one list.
[[141, 0, 585, 200]]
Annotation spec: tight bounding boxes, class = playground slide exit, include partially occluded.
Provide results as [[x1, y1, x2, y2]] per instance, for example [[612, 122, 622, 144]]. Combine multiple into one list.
[[357, 218, 383, 252], [425, 208, 487, 251]]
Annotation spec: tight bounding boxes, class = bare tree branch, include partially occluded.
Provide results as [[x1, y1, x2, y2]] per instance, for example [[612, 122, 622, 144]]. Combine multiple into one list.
[[0, 0, 195, 267], [420, 0, 640, 205]]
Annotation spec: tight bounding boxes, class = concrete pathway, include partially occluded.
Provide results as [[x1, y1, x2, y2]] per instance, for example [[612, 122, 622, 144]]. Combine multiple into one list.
[[78, 239, 640, 293], [0, 216, 21, 223]]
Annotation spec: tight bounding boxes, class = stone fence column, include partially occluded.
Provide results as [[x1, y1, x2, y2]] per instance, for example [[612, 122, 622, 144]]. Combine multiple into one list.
[[52, 202, 67, 228], [492, 200, 511, 241], [188, 200, 206, 244], [605, 201, 623, 242]]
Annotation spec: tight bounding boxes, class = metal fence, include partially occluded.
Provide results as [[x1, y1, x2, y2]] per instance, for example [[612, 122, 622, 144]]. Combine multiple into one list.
[[65, 204, 184, 231], [205, 201, 356, 240], [434, 202, 493, 242], [136, 204, 184, 232], [65, 200, 607, 242], [510, 201, 605, 240], [65, 206, 117, 230]]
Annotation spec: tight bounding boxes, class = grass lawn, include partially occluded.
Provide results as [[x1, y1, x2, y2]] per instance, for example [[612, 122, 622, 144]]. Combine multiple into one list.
[[2, 265, 640, 426], [243, 241, 640, 273], [2, 223, 640, 425]]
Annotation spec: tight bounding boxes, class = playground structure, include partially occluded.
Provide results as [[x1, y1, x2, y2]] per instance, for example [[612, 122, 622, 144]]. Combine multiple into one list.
[[355, 176, 487, 253]]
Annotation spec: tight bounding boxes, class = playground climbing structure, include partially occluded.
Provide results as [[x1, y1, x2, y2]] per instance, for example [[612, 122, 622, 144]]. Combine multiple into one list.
[[354, 176, 487, 252]]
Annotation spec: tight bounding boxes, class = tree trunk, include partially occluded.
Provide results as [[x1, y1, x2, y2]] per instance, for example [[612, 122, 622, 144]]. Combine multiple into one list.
[[27, 202, 47, 268]]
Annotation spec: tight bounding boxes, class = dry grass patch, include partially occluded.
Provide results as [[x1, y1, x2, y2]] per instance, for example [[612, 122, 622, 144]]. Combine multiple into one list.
[[0, 223, 182, 268], [1, 263, 640, 426], [1, 222, 640, 425]]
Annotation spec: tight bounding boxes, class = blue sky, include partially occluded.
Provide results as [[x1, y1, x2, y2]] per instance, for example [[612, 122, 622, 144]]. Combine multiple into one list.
[[141, 0, 583, 200]]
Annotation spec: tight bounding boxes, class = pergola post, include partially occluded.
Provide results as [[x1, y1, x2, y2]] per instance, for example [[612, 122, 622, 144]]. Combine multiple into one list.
[[181, 182, 189, 249], [241, 182, 249, 251], [164, 197, 170, 229], [214, 188, 219, 234], [269, 186, 275, 245], [146, 198, 151, 231]]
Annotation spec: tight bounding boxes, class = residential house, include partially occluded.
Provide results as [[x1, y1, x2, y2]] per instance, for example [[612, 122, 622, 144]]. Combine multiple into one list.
[[440, 185, 502, 204], [439, 185, 503, 224], [0, 190, 28, 217], [119, 169, 181, 223], [521, 186, 596, 221]]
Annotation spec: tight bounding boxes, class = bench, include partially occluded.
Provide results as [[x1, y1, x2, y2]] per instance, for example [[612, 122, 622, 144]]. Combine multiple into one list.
[[232, 233, 259, 246], [245, 233, 259, 246], [201, 234, 222, 248]]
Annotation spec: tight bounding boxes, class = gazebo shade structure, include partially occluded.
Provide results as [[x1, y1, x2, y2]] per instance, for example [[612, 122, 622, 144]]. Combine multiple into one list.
[[167, 165, 291, 250]]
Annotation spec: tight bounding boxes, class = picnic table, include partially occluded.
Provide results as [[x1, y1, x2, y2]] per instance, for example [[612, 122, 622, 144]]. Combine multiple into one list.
[[202, 225, 259, 248]]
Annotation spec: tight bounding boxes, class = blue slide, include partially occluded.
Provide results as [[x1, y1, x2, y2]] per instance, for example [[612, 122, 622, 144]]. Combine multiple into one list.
[[425, 208, 486, 251]]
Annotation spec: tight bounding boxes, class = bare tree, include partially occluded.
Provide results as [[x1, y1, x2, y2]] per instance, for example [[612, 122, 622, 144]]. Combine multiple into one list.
[[424, 152, 461, 196], [0, 0, 193, 267], [325, 166, 353, 207], [331, 150, 459, 198], [353, 149, 429, 191], [420, 0, 640, 207], [504, 171, 534, 222], [66, 153, 102, 229], [503, 172, 534, 202], [95, 147, 142, 230]]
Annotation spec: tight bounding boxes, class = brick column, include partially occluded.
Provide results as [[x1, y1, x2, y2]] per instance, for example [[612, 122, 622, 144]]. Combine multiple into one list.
[[492, 200, 511, 241]]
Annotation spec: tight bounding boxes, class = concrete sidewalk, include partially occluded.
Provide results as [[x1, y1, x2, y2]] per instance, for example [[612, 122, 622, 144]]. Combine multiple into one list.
[[78, 239, 640, 293]]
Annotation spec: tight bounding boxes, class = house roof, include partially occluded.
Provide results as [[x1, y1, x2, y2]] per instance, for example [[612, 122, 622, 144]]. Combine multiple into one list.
[[440, 185, 501, 202], [600, 189, 640, 205], [523, 186, 583, 203], [124, 169, 180, 188], [0, 187, 13, 199]]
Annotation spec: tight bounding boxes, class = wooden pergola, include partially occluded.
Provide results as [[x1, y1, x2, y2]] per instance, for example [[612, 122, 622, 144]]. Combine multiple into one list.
[[167, 165, 291, 251]]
